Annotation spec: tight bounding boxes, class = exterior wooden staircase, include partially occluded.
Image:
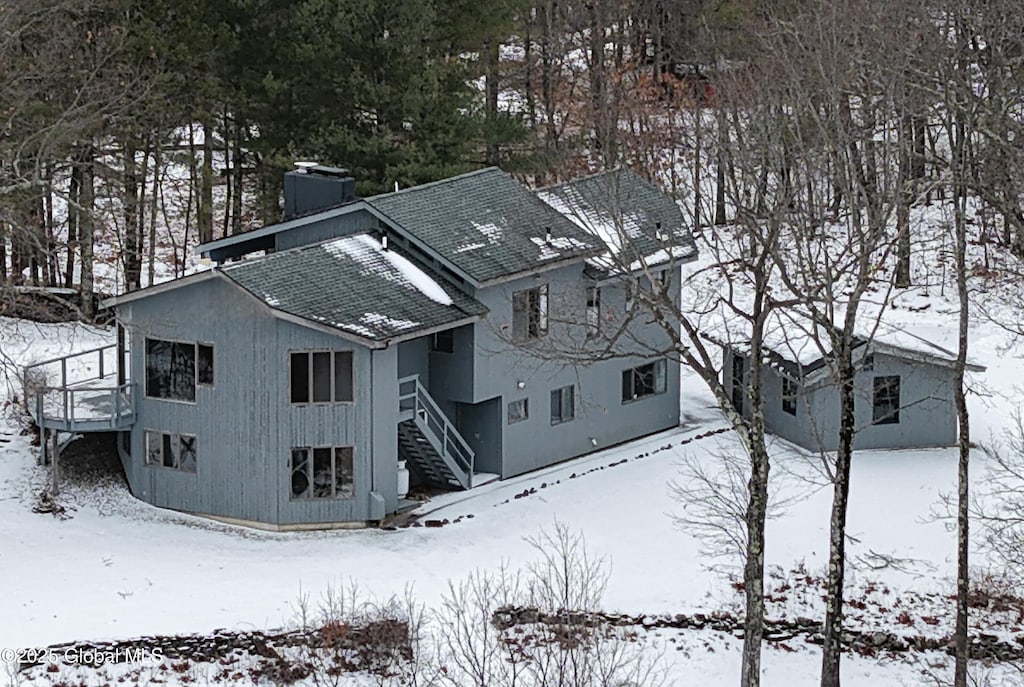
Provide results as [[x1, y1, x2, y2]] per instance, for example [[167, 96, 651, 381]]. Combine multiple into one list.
[[397, 375, 474, 490]]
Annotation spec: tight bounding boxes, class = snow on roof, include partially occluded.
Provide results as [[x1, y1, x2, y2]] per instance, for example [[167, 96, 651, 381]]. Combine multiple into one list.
[[323, 234, 453, 306], [536, 187, 645, 255]]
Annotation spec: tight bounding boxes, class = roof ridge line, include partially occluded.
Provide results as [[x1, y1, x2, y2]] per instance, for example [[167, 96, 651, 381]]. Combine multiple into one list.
[[366, 167, 501, 202]]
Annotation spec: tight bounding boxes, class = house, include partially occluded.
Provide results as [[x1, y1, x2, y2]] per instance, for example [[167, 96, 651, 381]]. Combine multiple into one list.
[[722, 319, 985, 452], [26, 165, 697, 529]]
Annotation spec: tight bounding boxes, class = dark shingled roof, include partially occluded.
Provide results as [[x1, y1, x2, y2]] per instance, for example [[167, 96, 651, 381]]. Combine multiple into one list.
[[537, 168, 697, 276], [367, 168, 603, 284], [221, 232, 486, 344]]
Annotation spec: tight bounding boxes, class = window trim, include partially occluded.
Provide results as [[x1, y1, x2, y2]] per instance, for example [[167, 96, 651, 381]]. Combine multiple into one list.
[[289, 445, 356, 500], [143, 430, 197, 473], [550, 385, 575, 425], [872, 375, 901, 425], [144, 337, 213, 404], [508, 397, 529, 424], [621, 359, 669, 403], [512, 284, 549, 342], [289, 350, 355, 405]]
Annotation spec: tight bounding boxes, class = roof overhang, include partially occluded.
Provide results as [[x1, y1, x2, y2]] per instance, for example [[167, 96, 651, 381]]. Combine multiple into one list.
[[196, 201, 371, 262], [101, 269, 219, 309]]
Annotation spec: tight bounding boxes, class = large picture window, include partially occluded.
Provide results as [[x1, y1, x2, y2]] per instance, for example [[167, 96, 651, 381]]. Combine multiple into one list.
[[290, 446, 354, 499], [290, 351, 353, 403], [550, 385, 575, 425], [621, 359, 668, 402], [512, 285, 548, 341], [873, 375, 901, 425], [145, 339, 214, 402], [144, 430, 197, 473]]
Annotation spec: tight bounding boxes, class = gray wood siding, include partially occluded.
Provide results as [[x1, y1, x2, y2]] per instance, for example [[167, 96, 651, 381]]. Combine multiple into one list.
[[469, 264, 681, 477], [119, 276, 393, 526], [273, 209, 377, 252]]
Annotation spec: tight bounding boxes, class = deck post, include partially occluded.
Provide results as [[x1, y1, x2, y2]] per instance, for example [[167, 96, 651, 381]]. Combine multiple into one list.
[[49, 430, 60, 496]]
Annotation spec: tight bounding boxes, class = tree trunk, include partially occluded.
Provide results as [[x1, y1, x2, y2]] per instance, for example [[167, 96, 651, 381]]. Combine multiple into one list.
[[78, 150, 95, 319], [741, 304, 771, 687], [199, 120, 214, 243], [951, 80, 970, 687], [231, 119, 243, 235], [147, 143, 161, 287], [123, 138, 142, 291], [820, 351, 856, 687], [484, 39, 501, 166], [895, 115, 912, 288], [66, 159, 81, 288]]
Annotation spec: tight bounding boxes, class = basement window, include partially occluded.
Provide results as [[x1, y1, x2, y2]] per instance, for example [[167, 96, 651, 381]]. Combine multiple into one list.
[[145, 338, 214, 402], [512, 284, 549, 341], [290, 351, 354, 403], [621, 360, 668, 403], [290, 446, 355, 499], [873, 375, 901, 425], [144, 430, 197, 473], [550, 385, 575, 425], [782, 377, 798, 416], [508, 398, 529, 424]]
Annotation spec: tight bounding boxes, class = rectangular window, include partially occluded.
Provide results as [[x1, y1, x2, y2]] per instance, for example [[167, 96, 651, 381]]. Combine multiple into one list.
[[621, 359, 668, 402], [430, 329, 454, 353], [290, 446, 355, 499], [144, 430, 197, 473], [550, 385, 575, 425], [508, 398, 529, 424], [863, 353, 875, 371], [145, 338, 212, 402], [586, 286, 601, 333], [873, 375, 901, 425], [197, 344, 214, 386], [782, 377, 798, 416], [290, 351, 353, 404], [512, 284, 549, 341], [731, 353, 745, 414]]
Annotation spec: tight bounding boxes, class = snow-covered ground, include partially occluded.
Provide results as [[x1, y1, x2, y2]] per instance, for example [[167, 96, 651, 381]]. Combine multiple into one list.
[[3, 197, 1024, 685], [1, 297, 1022, 686]]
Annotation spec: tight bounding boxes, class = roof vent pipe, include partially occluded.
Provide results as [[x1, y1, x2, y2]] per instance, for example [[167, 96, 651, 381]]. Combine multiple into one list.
[[545, 226, 552, 244], [381, 234, 389, 251]]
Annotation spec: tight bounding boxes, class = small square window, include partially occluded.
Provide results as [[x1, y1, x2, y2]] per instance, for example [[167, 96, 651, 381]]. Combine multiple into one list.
[[508, 398, 529, 424], [621, 360, 668, 402], [550, 385, 575, 425], [431, 330, 455, 353]]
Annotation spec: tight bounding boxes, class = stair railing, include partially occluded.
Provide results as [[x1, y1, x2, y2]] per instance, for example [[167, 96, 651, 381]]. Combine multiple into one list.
[[397, 375, 474, 488]]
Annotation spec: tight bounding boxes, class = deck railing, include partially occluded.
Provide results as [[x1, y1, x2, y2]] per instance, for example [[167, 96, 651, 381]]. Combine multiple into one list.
[[23, 344, 135, 431], [398, 375, 474, 489]]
